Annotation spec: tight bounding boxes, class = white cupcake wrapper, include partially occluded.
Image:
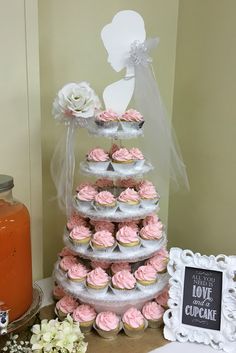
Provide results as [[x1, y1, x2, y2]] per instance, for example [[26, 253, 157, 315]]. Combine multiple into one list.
[[120, 121, 144, 132], [111, 161, 135, 173], [140, 238, 162, 248], [118, 201, 141, 213], [123, 318, 148, 338], [93, 321, 123, 339], [117, 242, 141, 253], [76, 199, 93, 211], [86, 284, 109, 296], [90, 241, 117, 253], [136, 280, 158, 292], [133, 159, 145, 170], [69, 237, 91, 250], [87, 161, 110, 172], [140, 198, 159, 209], [95, 121, 119, 133], [67, 277, 86, 290], [110, 284, 137, 296], [93, 201, 118, 215]]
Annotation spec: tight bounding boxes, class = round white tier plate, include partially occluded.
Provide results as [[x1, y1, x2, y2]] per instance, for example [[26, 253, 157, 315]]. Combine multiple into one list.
[[63, 232, 167, 263], [87, 121, 144, 140], [80, 161, 153, 179], [54, 265, 169, 315], [74, 199, 159, 222]]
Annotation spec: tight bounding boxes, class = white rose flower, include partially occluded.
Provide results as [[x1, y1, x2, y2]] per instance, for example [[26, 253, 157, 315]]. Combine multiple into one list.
[[52, 82, 101, 123]]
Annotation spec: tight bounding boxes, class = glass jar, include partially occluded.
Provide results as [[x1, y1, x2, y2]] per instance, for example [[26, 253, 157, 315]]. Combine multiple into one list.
[[0, 175, 32, 322]]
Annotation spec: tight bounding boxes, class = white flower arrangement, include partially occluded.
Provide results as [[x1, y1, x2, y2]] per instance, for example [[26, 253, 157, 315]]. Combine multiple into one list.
[[30, 315, 88, 353], [52, 82, 101, 125]]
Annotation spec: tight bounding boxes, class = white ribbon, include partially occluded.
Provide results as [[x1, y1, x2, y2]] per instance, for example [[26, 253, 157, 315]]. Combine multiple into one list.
[[128, 39, 189, 193]]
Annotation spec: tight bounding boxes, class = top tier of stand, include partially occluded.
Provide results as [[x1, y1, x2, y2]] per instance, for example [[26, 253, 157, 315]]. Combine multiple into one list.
[[87, 119, 144, 140]]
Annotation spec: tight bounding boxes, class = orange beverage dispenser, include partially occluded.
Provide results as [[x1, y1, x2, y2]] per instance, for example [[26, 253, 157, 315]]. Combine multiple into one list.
[[0, 175, 32, 325]]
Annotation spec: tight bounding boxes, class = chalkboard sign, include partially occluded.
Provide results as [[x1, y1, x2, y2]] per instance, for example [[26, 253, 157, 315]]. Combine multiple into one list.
[[163, 248, 236, 352], [182, 267, 222, 330]]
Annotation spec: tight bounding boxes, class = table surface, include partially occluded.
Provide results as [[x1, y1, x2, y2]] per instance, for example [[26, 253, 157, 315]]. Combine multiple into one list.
[[37, 278, 236, 353]]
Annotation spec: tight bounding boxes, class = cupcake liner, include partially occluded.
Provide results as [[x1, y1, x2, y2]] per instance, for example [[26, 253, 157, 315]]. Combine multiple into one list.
[[87, 161, 110, 172], [120, 121, 144, 132], [136, 280, 158, 292], [86, 283, 109, 296], [147, 317, 163, 329], [78, 320, 95, 334], [69, 237, 91, 250], [93, 321, 122, 339], [118, 201, 141, 213], [110, 285, 137, 296], [55, 307, 68, 320], [111, 161, 135, 173], [140, 238, 161, 248], [133, 159, 145, 170], [117, 242, 141, 253], [93, 202, 118, 215], [123, 319, 148, 338], [90, 241, 117, 253], [76, 199, 93, 211], [67, 276, 86, 289], [95, 120, 119, 133], [140, 198, 159, 209]]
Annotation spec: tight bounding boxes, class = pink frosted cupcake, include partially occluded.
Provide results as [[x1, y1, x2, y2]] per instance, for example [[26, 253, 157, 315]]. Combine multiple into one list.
[[69, 225, 92, 248], [52, 284, 66, 301], [111, 270, 136, 294], [118, 221, 139, 232], [122, 307, 147, 337], [87, 148, 110, 171], [118, 188, 140, 212], [142, 301, 164, 328], [95, 109, 119, 132], [91, 230, 116, 252], [94, 191, 117, 214], [95, 311, 121, 339], [120, 109, 144, 131], [95, 178, 114, 192], [139, 184, 160, 209], [66, 212, 87, 231], [86, 267, 109, 295], [55, 295, 78, 319], [67, 263, 89, 284], [146, 248, 169, 273], [116, 178, 137, 190], [76, 182, 95, 192], [73, 304, 97, 333], [111, 262, 131, 275], [130, 148, 145, 169], [140, 223, 163, 247], [92, 220, 115, 234], [134, 265, 157, 290], [90, 260, 111, 271], [77, 185, 98, 211], [155, 287, 169, 309], [142, 213, 162, 227], [109, 143, 120, 157], [58, 247, 77, 258], [116, 226, 140, 253], [111, 148, 135, 172], [59, 255, 78, 273]]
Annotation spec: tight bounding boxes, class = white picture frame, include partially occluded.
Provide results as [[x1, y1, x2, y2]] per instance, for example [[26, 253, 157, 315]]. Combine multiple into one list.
[[163, 248, 236, 352]]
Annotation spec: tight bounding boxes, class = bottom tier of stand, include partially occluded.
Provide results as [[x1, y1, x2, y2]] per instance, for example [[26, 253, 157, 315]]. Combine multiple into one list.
[[54, 264, 169, 315]]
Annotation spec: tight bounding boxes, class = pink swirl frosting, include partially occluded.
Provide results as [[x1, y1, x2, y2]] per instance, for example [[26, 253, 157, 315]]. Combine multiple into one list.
[[118, 221, 139, 232], [96, 109, 118, 122], [146, 251, 168, 272], [56, 295, 78, 314], [121, 109, 143, 122], [142, 302, 164, 320], [129, 148, 144, 160], [58, 247, 77, 257], [112, 270, 136, 289], [155, 287, 169, 307], [112, 148, 133, 162], [76, 182, 95, 192], [116, 178, 137, 188], [118, 188, 140, 203], [122, 307, 145, 328], [111, 262, 131, 274], [73, 304, 97, 323], [134, 265, 157, 282], [77, 185, 98, 201], [87, 267, 109, 287], [69, 225, 91, 240], [59, 256, 78, 272], [93, 220, 115, 233], [137, 180, 154, 190], [95, 178, 114, 188], [92, 230, 115, 247], [87, 148, 109, 162], [67, 213, 87, 230], [109, 143, 120, 157], [96, 312, 120, 331], [95, 191, 116, 205], [140, 223, 163, 240], [143, 214, 160, 226], [139, 185, 158, 199], [91, 261, 111, 270], [116, 226, 139, 244], [68, 263, 88, 280], [53, 285, 66, 299]]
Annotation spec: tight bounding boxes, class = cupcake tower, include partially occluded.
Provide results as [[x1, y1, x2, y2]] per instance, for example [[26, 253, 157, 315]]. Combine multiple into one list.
[[53, 110, 169, 337]]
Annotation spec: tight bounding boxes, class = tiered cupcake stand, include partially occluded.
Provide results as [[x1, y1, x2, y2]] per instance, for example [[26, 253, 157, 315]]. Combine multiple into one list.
[[53, 122, 169, 316]]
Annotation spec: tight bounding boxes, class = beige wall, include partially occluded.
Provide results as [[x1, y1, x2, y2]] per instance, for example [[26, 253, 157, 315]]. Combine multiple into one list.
[[38, 0, 179, 276], [168, 0, 236, 255], [0, 0, 43, 280]]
